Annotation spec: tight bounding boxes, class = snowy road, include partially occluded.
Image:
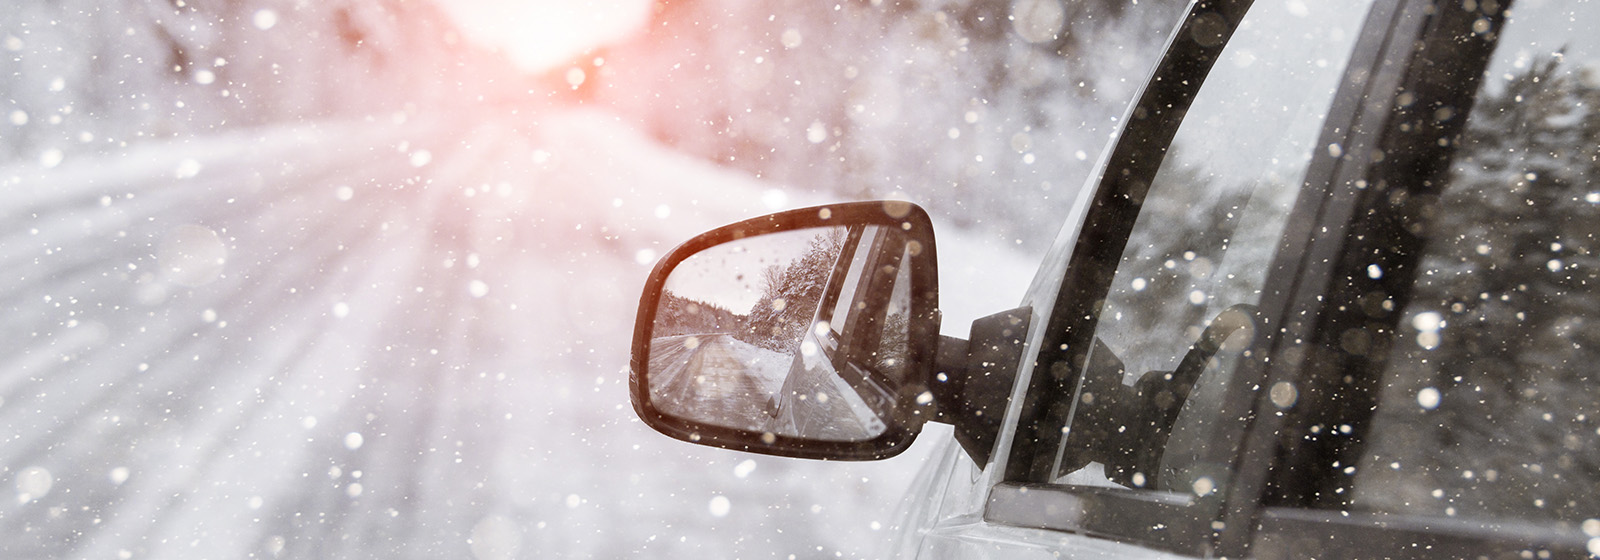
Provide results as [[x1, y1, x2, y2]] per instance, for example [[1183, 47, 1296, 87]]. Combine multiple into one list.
[[0, 106, 1038, 558], [649, 334, 782, 433]]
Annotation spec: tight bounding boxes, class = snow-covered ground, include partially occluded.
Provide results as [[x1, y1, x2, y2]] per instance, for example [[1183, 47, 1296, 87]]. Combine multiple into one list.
[[0, 104, 1039, 558], [721, 336, 792, 397]]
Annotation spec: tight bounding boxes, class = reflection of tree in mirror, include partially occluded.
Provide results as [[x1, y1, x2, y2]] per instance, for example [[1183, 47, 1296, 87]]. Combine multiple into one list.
[[743, 229, 847, 353], [875, 310, 910, 374], [1359, 54, 1600, 523], [654, 290, 745, 337]]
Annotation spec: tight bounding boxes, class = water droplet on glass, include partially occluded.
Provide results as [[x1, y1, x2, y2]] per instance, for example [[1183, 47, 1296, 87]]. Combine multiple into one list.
[[1417, 387, 1441, 410], [253, 9, 278, 30], [39, 148, 63, 168], [15, 466, 52, 502], [174, 159, 202, 179], [881, 200, 912, 218], [1270, 381, 1298, 409], [409, 150, 432, 167], [158, 225, 227, 287], [762, 189, 788, 209], [470, 515, 523, 560], [1582, 518, 1600, 537], [1412, 311, 1443, 332], [1417, 331, 1441, 350], [1011, 0, 1066, 44]]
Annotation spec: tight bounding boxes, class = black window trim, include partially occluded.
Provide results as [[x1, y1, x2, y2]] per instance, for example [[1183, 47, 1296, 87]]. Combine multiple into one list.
[[1213, 0, 1422, 552], [1002, 0, 1254, 485], [985, 0, 1264, 554], [1251, 0, 1507, 520]]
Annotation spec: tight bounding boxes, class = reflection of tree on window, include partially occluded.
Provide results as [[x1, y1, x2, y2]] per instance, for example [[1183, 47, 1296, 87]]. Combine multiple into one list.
[[1358, 55, 1600, 523], [654, 290, 743, 338], [869, 249, 914, 382], [743, 229, 848, 353]]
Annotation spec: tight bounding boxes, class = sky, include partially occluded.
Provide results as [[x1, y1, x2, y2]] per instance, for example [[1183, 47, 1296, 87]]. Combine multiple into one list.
[[432, 0, 655, 72], [663, 228, 833, 315]]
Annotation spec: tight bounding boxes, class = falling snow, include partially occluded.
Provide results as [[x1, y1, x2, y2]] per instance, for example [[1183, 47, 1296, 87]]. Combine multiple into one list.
[[2, 0, 1145, 557]]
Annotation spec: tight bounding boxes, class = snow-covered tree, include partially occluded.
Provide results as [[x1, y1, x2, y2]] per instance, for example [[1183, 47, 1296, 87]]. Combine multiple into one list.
[[1362, 55, 1600, 522], [743, 228, 846, 352]]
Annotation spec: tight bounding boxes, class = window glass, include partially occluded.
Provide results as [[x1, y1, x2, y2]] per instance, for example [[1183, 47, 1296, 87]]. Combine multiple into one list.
[[1046, 0, 1375, 495], [1353, 0, 1600, 524]]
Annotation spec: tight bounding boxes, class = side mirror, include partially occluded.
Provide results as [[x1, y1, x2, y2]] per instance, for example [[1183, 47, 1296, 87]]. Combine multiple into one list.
[[629, 201, 941, 460]]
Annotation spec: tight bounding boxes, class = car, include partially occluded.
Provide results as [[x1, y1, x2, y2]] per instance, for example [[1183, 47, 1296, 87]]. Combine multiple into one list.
[[628, 0, 1600, 557]]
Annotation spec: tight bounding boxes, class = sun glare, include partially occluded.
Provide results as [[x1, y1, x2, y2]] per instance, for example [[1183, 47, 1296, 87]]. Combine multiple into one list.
[[437, 0, 654, 72]]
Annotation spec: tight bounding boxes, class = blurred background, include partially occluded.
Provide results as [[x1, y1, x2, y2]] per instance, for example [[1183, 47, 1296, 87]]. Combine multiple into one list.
[[0, 0, 1183, 557]]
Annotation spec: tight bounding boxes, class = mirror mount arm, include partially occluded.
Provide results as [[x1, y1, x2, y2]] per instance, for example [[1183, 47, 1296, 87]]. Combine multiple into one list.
[[927, 307, 1033, 466]]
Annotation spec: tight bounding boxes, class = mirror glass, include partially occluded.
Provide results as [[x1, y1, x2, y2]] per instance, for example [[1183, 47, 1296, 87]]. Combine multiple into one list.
[[647, 225, 918, 442]]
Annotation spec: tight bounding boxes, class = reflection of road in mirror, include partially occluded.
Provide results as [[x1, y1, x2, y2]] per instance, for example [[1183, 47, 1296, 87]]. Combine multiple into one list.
[[648, 334, 789, 432]]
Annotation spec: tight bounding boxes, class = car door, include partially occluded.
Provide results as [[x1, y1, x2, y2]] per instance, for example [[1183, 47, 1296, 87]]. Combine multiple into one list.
[[905, 0, 1389, 556]]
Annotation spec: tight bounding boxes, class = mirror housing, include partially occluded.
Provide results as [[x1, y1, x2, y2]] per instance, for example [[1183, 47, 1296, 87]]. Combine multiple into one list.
[[629, 201, 941, 460]]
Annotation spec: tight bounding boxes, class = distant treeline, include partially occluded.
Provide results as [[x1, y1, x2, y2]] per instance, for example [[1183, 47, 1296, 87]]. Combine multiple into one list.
[[656, 229, 845, 353], [655, 290, 744, 338], [589, 0, 1186, 251], [3, 0, 518, 161]]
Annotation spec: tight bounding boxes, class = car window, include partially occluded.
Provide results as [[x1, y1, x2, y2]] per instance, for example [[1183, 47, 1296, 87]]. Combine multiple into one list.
[[1352, 0, 1600, 526], [1042, 0, 1375, 499]]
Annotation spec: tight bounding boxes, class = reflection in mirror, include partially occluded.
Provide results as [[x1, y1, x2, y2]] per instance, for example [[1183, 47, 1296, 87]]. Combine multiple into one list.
[[646, 225, 917, 442]]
